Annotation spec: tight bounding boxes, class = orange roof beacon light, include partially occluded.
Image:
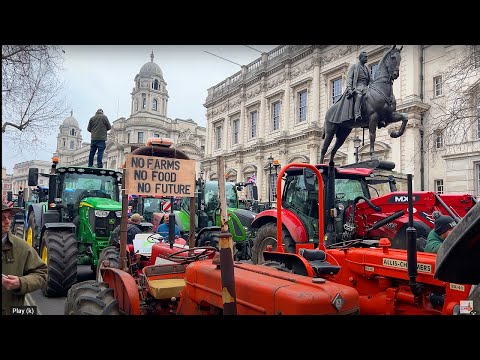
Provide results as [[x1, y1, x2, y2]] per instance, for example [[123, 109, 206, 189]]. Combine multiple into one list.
[[52, 156, 60, 164], [146, 137, 173, 147]]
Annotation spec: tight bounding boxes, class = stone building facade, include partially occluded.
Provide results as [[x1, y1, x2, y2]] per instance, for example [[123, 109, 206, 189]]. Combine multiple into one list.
[[2, 167, 13, 202], [202, 45, 480, 202], [10, 160, 52, 200], [55, 52, 206, 174]]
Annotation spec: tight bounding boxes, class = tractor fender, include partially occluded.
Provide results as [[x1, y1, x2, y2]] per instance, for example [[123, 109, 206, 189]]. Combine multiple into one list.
[[251, 209, 308, 243]]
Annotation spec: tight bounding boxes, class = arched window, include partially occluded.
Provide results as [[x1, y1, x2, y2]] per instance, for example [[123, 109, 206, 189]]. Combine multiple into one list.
[[142, 96, 146, 109], [152, 99, 158, 111], [63, 138, 66, 148], [70, 129, 75, 136], [153, 79, 159, 90]]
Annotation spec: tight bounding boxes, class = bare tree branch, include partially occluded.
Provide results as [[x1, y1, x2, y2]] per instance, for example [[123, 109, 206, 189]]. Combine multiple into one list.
[[2, 45, 69, 152]]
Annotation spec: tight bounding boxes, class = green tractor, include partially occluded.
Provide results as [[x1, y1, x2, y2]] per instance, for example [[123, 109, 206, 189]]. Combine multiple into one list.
[[27, 158, 122, 297], [175, 179, 258, 260]]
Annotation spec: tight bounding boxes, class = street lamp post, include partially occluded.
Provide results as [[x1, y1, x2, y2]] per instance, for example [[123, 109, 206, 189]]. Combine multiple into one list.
[[267, 154, 274, 209], [273, 159, 280, 203], [353, 136, 362, 163]]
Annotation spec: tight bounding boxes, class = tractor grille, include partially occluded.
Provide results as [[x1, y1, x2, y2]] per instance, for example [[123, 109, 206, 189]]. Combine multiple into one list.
[[89, 211, 120, 238]]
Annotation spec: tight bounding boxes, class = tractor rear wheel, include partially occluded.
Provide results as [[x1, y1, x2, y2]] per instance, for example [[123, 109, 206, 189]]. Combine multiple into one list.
[[27, 212, 38, 250], [197, 231, 219, 249], [41, 230, 78, 297], [64, 280, 120, 315], [251, 222, 296, 265], [391, 221, 430, 252], [96, 246, 121, 281]]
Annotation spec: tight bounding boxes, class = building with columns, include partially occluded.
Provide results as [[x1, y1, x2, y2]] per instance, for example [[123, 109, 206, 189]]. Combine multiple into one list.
[[10, 160, 52, 200], [202, 45, 480, 202], [56, 52, 206, 174]]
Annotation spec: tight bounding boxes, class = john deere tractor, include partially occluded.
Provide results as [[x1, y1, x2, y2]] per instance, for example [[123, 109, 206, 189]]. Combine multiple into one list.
[[27, 157, 122, 296]]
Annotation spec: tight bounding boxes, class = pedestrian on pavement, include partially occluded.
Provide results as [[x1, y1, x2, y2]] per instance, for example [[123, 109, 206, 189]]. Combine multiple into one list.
[[87, 108, 112, 168], [424, 211, 456, 254], [2, 202, 47, 315]]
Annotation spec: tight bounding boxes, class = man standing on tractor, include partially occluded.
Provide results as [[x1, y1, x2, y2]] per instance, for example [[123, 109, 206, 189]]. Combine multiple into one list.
[[2, 202, 47, 315], [87, 108, 111, 168], [424, 211, 456, 254]]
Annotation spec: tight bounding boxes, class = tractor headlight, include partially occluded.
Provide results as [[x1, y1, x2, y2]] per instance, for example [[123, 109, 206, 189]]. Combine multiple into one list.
[[94, 210, 110, 217], [115, 211, 122, 218]]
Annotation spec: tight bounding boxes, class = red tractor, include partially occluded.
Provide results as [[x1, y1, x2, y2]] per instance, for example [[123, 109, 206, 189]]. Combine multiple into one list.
[[254, 162, 474, 314], [251, 159, 476, 264]]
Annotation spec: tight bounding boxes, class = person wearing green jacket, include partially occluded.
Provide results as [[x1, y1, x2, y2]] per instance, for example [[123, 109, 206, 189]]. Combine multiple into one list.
[[87, 108, 112, 168], [424, 212, 456, 254], [2, 202, 47, 315]]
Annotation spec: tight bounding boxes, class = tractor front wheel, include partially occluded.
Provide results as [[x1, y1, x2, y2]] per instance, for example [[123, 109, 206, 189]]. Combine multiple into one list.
[[96, 246, 121, 282], [197, 231, 220, 249], [41, 230, 78, 297], [251, 222, 296, 265], [64, 280, 120, 315]]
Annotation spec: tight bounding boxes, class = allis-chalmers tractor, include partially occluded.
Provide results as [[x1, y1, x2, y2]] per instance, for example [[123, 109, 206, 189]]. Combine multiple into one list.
[[27, 157, 122, 296], [250, 162, 474, 314], [251, 160, 476, 264]]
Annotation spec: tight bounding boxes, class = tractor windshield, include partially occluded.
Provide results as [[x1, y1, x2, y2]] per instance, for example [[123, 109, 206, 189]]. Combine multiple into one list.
[[204, 181, 238, 210], [60, 172, 120, 216], [283, 174, 367, 216]]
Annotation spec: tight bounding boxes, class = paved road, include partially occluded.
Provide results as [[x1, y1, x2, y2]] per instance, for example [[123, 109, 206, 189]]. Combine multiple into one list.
[[27, 265, 95, 315]]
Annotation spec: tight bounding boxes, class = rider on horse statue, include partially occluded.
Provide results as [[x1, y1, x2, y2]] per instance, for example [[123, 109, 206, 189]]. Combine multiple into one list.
[[329, 51, 385, 129]]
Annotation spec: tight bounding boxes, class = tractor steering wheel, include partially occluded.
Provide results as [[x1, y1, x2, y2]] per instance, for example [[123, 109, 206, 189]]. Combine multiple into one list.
[[167, 246, 217, 264]]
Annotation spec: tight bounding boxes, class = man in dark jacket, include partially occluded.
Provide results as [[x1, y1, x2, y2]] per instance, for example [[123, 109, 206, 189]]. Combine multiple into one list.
[[424, 212, 456, 254], [109, 213, 144, 246], [87, 108, 112, 168], [2, 202, 47, 315]]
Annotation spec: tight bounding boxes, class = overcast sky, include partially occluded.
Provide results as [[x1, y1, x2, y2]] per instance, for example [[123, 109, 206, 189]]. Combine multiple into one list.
[[2, 45, 277, 173]]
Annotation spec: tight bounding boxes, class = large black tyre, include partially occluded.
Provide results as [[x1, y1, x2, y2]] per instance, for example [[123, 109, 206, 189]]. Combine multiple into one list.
[[96, 246, 121, 281], [390, 221, 430, 252], [41, 230, 78, 297], [251, 222, 296, 265], [27, 212, 38, 250], [64, 280, 120, 315], [197, 231, 219, 249]]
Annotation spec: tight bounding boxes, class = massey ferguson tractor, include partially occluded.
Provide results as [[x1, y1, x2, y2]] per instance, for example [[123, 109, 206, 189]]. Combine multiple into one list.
[[250, 162, 474, 314], [251, 159, 476, 264], [27, 157, 122, 296]]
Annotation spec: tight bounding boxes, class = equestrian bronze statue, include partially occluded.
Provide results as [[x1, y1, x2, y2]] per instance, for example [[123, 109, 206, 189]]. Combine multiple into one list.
[[319, 45, 408, 163]]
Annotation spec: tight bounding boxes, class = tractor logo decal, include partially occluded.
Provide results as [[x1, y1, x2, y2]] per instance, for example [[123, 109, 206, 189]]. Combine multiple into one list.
[[382, 258, 432, 273], [387, 195, 420, 203]]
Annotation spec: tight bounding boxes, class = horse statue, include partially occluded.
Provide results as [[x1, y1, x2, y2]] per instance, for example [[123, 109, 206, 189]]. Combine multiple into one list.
[[319, 45, 408, 163]]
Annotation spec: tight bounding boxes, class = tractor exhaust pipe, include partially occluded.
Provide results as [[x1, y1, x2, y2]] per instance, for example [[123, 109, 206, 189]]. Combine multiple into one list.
[[407, 174, 422, 296], [325, 161, 336, 246]]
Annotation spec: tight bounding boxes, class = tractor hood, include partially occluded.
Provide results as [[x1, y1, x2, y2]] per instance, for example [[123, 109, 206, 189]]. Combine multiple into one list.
[[232, 208, 256, 227], [81, 197, 122, 211]]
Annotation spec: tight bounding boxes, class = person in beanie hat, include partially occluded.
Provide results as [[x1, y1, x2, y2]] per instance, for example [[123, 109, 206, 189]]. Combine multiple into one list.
[[2, 202, 47, 315], [424, 211, 456, 253]]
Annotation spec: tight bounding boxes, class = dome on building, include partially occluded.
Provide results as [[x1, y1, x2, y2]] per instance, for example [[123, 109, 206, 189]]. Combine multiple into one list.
[[139, 51, 163, 78], [62, 111, 79, 128]]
